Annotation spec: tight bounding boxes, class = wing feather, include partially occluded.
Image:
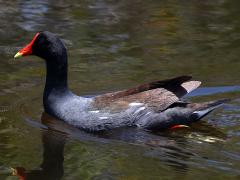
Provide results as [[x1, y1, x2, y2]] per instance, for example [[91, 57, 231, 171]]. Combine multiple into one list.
[[92, 76, 201, 112]]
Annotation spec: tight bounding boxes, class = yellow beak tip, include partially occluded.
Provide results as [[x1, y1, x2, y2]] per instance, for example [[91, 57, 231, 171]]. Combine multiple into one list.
[[14, 52, 23, 59]]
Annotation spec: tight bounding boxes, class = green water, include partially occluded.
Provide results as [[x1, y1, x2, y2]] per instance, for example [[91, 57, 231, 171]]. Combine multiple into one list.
[[0, 0, 240, 179]]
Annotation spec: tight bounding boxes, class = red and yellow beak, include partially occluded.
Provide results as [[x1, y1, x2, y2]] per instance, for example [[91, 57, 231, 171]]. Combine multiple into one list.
[[14, 33, 40, 59]]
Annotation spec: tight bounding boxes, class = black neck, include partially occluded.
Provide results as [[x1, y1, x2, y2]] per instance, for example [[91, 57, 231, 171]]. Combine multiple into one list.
[[43, 53, 69, 99]]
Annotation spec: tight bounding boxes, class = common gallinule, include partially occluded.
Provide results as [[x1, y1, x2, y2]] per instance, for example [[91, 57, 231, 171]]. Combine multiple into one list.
[[14, 31, 228, 132]]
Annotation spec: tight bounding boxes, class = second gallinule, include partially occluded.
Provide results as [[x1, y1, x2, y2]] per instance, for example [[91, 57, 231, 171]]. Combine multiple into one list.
[[14, 31, 228, 132]]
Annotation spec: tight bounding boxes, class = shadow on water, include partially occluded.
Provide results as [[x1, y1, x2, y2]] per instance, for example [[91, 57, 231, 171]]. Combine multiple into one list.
[[11, 111, 228, 179], [187, 86, 240, 97]]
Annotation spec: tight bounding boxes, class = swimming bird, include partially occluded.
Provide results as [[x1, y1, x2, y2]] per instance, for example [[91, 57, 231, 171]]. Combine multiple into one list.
[[14, 31, 228, 132]]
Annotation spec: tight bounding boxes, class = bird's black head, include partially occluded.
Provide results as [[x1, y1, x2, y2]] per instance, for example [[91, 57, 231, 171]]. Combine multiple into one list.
[[14, 31, 67, 61]]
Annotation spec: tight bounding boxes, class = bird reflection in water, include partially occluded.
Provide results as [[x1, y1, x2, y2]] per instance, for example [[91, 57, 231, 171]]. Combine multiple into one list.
[[11, 112, 226, 179], [12, 113, 66, 180]]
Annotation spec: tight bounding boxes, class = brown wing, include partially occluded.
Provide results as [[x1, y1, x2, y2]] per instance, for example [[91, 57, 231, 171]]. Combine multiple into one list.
[[92, 76, 201, 112]]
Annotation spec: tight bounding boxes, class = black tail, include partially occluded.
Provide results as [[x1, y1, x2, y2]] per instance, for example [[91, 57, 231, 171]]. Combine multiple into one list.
[[190, 99, 230, 121]]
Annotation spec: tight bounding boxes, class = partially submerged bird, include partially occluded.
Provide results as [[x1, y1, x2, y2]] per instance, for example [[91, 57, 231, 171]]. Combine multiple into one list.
[[14, 31, 228, 132]]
